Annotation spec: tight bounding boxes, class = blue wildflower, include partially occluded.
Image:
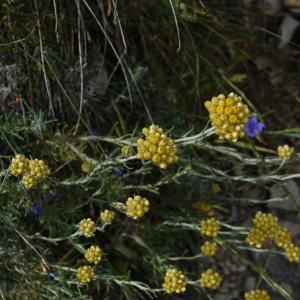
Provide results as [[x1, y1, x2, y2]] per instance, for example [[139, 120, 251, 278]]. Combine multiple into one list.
[[27, 204, 43, 217], [47, 273, 55, 281], [112, 167, 123, 177], [244, 115, 264, 138]]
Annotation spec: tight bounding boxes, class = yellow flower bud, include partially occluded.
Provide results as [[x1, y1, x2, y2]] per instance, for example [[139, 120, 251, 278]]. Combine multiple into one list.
[[9, 154, 29, 176], [200, 241, 218, 257], [100, 209, 115, 224], [244, 289, 271, 300], [136, 124, 178, 169], [77, 265, 95, 284], [84, 245, 102, 264], [79, 218, 96, 237], [126, 195, 150, 219], [200, 218, 220, 237], [204, 93, 250, 142], [199, 268, 222, 290], [162, 268, 187, 294], [277, 144, 294, 160]]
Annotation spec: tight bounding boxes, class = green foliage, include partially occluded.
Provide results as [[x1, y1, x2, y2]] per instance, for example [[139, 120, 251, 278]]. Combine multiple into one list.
[[1, 0, 300, 299]]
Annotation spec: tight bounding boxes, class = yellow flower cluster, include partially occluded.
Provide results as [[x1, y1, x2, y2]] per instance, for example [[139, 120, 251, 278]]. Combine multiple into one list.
[[246, 211, 300, 263], [162, 268, 187, 294], [284, 243, 300, 263], [277, 144, 294, 160], [136, 124, 178, 169], [204, 92, 250, 142], [200, 241, 218, 257], [200, 217, 220, 237], [244, 289, 271, 300], [100, 209, 116, 224], [76, 265, 95, 284], [9, 154, 50, 189], [79, 218, 96, 237], [126, 195, 150, 219], [246, 211, 278, 248], [199, 268, 222, 290], [9, 154, 29, 176], [84, 245, 102, 264]]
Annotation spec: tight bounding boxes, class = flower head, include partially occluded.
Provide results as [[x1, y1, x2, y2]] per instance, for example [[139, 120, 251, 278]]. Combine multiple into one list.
[[284, 243, 300, 263], [200, 217, 220, 237], [77, 265, 95, 284], [79, 218, 96, 237], [162, 268, 187, 294], [84, 245, 103, 264], [273, 226, 292, 248], [252, 211, 278, 239], [27, 204, 43, 217], [136, 124, 178, 169], [28, 159, 50, 179], [199, 268, 222, 290], [246, 211, 279, 248], [244, 289, 271, 300], [200, 241, 218, 257], [9, 154, 29, 176], [47, 274, 55, 281], [246, 227, 266, 248], [126, 195, 150, 219], [100, 209, 115, 224], [244, 115, 264, 138], [204, 92, 250, 142], [277, 144, 294, 160], [22, 174, 38, 189]]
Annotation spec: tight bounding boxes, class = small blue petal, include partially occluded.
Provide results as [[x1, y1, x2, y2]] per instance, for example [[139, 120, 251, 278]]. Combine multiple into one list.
[[112, 167, 123, 177], [47, 274, 55, 281], [244, 116, 264, 138], [27, 204, 43, 217]]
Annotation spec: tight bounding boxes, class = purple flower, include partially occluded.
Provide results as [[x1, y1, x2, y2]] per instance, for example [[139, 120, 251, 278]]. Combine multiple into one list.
[[47, 273, 55, 281], [112, 167, 123, 177], [244, 116, 264, 138], [27, 204, 43, 217]]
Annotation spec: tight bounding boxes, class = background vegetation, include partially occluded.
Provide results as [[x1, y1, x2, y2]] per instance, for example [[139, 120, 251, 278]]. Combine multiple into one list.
[[1, 0, 300, 299]]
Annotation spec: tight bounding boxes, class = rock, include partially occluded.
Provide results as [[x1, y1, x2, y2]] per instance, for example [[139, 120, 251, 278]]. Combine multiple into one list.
[[245, 276, 256, 291]]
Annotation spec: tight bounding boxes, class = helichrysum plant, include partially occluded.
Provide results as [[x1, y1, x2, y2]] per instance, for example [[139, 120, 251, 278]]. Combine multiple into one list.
[[84, 245, 103, 264], [126, 195, 150, 219], [76, 266, 95, 284], [162, 268, 187, 294], [136, 124, 178, 169], [277, 144, 294, 160], [244, 289, 271, 300], [99, 209, 116, 224], [79, 218, 96, 237], [204, 92, 250, 142], [9, 155, 50, 188], [199, 268, 222, 290], [246, 211, 300, 263], [200, 241, 218, 257], [200, 217, 220, 237]]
